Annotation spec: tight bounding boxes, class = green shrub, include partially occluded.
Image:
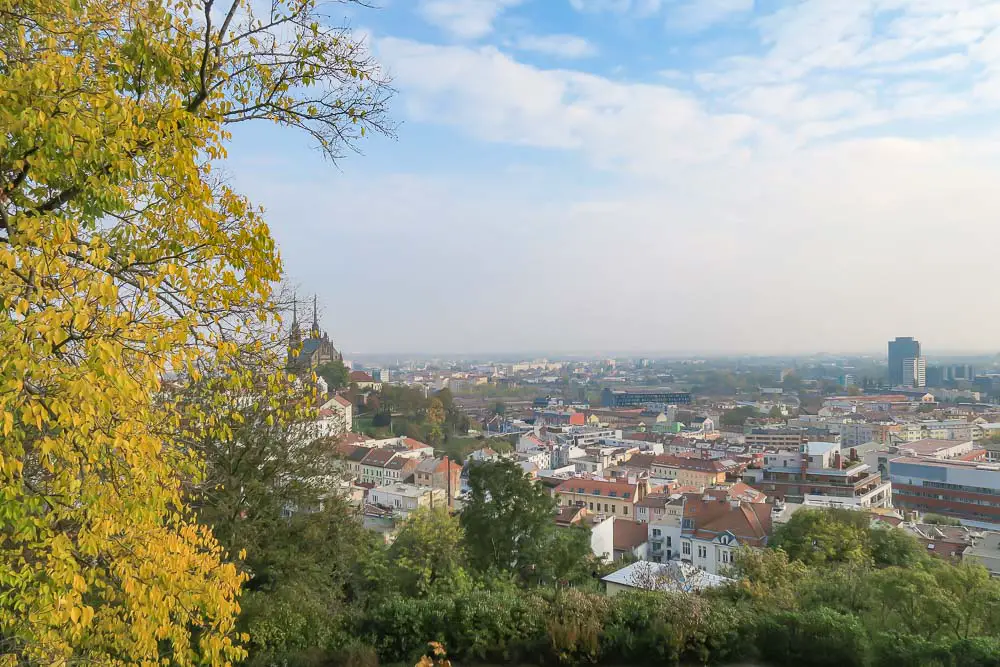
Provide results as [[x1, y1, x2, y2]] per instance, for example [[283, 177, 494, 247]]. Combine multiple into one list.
[[755, 607, 868, 667]]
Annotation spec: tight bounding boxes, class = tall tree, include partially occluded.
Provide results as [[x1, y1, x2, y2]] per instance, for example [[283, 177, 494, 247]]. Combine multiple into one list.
[[427, 397, 446, 445], [460, 460, 589, 584], [317, 359, 350, 391], [0, 0, 390, 661], [389, 507, 468, 597]]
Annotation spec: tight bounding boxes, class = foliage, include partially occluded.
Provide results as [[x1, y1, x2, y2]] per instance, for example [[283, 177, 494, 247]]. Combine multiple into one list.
[[427, 397, 446, 445], [771, 508, 872, 566], [754, 607, 869, 667], [1, 0, 392, 659], [924, 513, 963, 526], [461, 461, 592, 585], [721, 405, 759, 426], [318, 359, 351, 391], [389, 507, 469, 597]]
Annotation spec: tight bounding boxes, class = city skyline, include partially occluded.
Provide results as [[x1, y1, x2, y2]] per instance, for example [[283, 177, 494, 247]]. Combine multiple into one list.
[[225, 1, 1000, 354]]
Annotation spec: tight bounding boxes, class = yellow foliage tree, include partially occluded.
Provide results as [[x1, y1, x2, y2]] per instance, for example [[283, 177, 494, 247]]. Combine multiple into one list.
[[0, 0, 390, 663]]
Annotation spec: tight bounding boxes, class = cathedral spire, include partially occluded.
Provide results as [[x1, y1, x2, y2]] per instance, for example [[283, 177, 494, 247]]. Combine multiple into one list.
[[311, 294, 320, 338]]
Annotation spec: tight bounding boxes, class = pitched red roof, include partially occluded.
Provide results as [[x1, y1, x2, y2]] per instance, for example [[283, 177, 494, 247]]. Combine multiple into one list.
[[350, 370, 375, 382], [333, 395, 352, 407], [555, 478, 639, 499], [613, 519, 649, 550]]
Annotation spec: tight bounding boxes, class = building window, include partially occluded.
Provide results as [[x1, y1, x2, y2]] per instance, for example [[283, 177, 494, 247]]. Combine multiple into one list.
[[682, 542, 691, 555], [611, 504, 616, 513], [652, 529, 662, 537], [623, 505, 628, 515], [697, 545, 707, 558], [666, 536, 672, 547], [589, 502, 594, 510]]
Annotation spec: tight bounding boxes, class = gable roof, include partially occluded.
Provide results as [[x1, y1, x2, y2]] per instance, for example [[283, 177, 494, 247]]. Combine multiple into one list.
[[350, 370, 375, 383], [333, 395, 352, 407], [555, 478, 639, 499], [683, 494, 772, 546], [613, 519, 649, 551]]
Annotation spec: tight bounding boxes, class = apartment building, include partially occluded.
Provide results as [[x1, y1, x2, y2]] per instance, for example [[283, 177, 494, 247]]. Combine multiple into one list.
[[554, 478, 650, 519], [749, 442, 892, 509], [651, 455, 727, 489]]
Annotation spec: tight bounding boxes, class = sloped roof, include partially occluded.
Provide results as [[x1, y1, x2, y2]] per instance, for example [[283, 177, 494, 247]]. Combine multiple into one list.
[[613, 519, 649, 550]]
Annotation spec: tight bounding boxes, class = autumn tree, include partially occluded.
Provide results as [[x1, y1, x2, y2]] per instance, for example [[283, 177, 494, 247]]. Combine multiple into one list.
[[0, 0, 390, 662], [427, 397, 446, 445]]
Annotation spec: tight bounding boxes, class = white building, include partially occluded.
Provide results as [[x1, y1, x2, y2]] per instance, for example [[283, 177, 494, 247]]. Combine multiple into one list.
[[601, 560, 731, 596], [368, 483, 445, 517]]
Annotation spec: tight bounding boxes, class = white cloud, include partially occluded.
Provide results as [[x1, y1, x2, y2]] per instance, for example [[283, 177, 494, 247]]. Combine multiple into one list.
[[568, 0, 662, 16], [377, 38, 758, 172], [666, 0, 753, 31], [512, 33, 597, 58], [417, 0, 525, 39]]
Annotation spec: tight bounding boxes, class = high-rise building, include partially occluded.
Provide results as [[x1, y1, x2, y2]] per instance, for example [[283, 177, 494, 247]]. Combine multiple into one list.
[[888, 337, 921, 386], [902, 357, 927, 388]]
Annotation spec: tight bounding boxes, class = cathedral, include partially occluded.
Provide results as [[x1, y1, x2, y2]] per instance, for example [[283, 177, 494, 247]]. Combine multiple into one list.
[[287, 295, 342, 373]]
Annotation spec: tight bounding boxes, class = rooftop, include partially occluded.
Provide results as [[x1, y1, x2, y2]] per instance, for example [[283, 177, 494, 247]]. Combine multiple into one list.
[[613, 519, 651, 550], [804, 441, 838, 455], [601, 560, 731, 593]]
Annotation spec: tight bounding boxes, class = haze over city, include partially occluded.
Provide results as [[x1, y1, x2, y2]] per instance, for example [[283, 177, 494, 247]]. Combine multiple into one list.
[[223, 0, 1000, 354]]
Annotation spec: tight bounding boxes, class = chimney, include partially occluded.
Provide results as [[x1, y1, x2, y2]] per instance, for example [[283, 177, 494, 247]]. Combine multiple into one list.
[[833, 452, 842, 470]]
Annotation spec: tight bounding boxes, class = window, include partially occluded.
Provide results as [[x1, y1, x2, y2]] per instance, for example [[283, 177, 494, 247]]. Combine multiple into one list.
[[666, 536, 672, 547], [609, 491, 617, 497], [698, 545, 707, 558], [592, 489, 601, 495], [589, 502, 594, 510], [652, 529, 662, 537], [604, 503, 609, 512], [611, 504, 616, 513], [623, 492, 630, 499], [623, 505, 628, 515], [682, 542, 691, 555]]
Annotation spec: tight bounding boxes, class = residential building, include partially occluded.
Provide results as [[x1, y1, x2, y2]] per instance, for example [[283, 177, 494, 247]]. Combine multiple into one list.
[[602, 389, 692, 408], [368, 483, 445, 517], [601, 560, 731, 596], [651, 455, 727, 489], [555, 505, 615, 563], [749, 442, 892, 509], [414, 456, 462, 507], [554, 477, 649, 519], [889, 336, 921, 387], [317, 394, 352, 436], [678, 491, 773, 576], [613, 519, 650, 561], [889, 457, 1000, 528], [963, 531, 1000, 577], [744, 426, 835, 450], [349, 370, 382, 391]]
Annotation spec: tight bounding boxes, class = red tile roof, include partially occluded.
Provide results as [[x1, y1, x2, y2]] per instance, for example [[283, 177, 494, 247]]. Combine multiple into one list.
[[350, 370, 375, 382], [555, 478, 640, 499], [613, 519, 649, 550], [333, 395, 352, 407]]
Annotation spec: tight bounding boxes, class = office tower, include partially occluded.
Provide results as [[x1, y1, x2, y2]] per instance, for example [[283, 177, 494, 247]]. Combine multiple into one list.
[[888, 337, 921, 386], [902, 357, 926, 388]]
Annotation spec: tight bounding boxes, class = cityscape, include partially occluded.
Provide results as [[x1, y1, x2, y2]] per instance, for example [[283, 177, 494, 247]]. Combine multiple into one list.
[[8, 0, 1000, 665]]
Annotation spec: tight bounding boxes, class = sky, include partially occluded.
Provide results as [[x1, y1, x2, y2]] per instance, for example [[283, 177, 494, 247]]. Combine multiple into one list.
[[225, 0, 1000, 356]]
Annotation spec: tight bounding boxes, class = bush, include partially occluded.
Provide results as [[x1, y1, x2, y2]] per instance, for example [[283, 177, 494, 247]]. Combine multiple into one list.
[[755, 607, 869, 667], [546, 590, 607, 664]]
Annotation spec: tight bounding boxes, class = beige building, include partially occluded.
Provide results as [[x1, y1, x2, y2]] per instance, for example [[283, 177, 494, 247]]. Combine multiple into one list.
[[651, 455, 727, 489], [554, 478, 649, 519]]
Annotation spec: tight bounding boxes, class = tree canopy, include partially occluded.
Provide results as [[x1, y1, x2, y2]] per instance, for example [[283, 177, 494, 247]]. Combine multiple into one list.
[[0, 0, 390, 661]]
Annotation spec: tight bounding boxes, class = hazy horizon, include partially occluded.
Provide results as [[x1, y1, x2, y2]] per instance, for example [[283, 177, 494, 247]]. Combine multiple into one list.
[[225, 0, 1000, 355]]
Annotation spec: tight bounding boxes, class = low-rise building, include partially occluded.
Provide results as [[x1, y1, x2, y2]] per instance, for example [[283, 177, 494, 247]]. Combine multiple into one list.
[[678, 491, 773, 576], [651, 455, 727, 489], [554, 477, 649, 519], [414, 456, 462, 506], [963, 531, 1000, 577], [750, 442, 892, 509], [555, 505, 615, 563], [889, 457, 1000, 528], [368, 483, 446, 517]]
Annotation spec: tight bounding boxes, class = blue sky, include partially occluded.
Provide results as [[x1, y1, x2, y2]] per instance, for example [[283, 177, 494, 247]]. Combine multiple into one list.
[[225, 0, 1000, 356]]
